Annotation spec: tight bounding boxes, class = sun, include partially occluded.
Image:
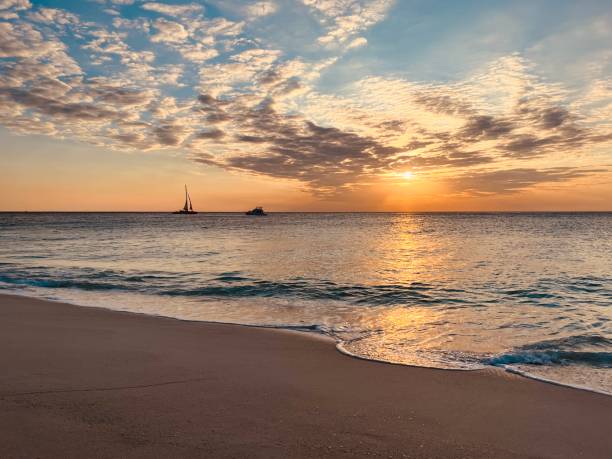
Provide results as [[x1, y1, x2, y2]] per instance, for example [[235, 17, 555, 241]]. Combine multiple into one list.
[[400, 171, 414, 180]]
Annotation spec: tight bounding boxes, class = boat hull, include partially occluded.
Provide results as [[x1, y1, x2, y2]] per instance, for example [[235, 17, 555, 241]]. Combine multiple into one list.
[[246, 207, 267, 216], [173, 211, 198, 214]]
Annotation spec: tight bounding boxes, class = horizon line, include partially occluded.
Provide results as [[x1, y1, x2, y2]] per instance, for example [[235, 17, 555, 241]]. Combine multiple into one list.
[[2, 210, 611, 214]]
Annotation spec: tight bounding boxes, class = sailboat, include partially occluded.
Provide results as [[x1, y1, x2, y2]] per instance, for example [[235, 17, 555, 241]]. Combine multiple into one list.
[[173, 185, 198, 214]]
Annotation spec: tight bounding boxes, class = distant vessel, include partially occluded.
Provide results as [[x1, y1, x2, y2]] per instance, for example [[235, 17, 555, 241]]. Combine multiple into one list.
[[246, 206, 267, 216], [173, 185, 198, 214]]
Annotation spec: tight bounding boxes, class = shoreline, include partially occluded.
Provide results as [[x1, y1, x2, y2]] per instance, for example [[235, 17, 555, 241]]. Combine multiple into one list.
[[1, 293, 611, 457], [4, 289, 611, 397]]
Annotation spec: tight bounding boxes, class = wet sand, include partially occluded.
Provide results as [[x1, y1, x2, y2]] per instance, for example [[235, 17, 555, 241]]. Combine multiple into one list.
[[1, 293, 611, 458]]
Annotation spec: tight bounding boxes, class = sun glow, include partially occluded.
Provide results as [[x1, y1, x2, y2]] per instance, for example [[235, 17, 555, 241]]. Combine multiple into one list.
[[401, 171, 415, 180]]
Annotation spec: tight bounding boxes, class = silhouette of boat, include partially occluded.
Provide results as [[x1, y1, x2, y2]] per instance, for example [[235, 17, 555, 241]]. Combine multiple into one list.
[[173, 185, 198, 214], [246, 206, 267, 216]]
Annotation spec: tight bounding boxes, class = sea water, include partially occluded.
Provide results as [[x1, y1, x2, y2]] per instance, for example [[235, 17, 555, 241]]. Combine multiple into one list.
[[0, 212, 610, 394]]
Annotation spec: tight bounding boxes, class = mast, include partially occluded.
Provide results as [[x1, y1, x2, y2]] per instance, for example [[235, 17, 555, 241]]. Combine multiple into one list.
[[188, 192, 193, 211], [183, 185, 189, 211]]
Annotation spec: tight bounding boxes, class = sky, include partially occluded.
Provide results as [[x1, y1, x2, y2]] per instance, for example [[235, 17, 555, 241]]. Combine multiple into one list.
[[0, 0, 611, 211]]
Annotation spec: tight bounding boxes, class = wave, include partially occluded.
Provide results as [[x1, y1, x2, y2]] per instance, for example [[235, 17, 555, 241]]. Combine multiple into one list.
[[487, 350, 612, 367], [162, 281, 455, 305], [4, 265, 609, 305], [0, 275, 132, 291], [487, 335, 612, 368], [0, 270, 472, 307], [1, 265, 610, 313]]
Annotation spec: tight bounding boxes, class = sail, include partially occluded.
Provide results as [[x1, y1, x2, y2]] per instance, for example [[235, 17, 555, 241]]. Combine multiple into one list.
[[174, 185, 197, 214]]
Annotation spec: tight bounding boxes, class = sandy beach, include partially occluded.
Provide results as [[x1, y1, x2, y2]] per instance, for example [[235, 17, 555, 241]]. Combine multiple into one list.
[[0, 293, 610, 458]]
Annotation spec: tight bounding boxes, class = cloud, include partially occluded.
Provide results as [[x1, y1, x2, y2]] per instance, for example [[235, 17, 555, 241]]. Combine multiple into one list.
[[0, 0, 31, 9], [200, 17, 244, 37], [177, 44, 218, 62], [150, 18, 189, 43], [198, 48, 282, 95], [0, 22, 49, 58], [407, 150, 494, 168], [90, 84, 157, 107], [153, 122, 188, 146], [0, 22, 81, 75], [347, 37, 367, 49], [137, 14, 243, 63], [0, 0, 31, 20], [111, 16, 150, 32], [141, 2, 203, 17], [459, 115, 515, 140], [245, 1, 278, 18], [448, 168, 607, 195], [302, 0, 394, 48], [27, 7, 79, 26], [195, 93, 233, 124], [192, 98, 402, 192], [195, 127, 225, 140], [0, 87, 119, 120]]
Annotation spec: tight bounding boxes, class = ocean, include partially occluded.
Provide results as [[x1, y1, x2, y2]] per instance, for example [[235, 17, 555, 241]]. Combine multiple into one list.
[[0, 212, 610, 394]]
